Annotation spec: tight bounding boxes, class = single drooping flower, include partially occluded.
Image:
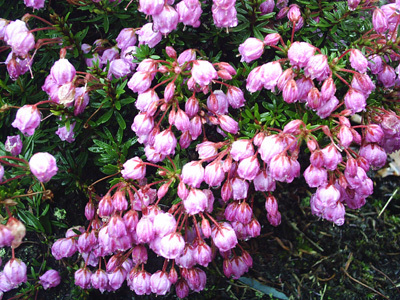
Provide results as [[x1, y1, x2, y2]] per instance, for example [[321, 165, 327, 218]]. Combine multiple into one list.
[[39, 270, 61, 290], [3, 259, 27, 286], [56, 122, 76, 143], [5, 135, 23, 156], [191, 60, 218, 87], [121, 157, 146, 180], [11, 105, 41, 136], [29, 152, 58, 183], [24, 0, 45, 9], [349, 49, 368, 73], [287, 42, 315, 68], [238, 37, 265, 63]]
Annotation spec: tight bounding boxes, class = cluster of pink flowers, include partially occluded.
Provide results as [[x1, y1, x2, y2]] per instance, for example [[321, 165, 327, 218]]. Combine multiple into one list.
[[1, 19, 34, 80], [0, 218, 28, 297]]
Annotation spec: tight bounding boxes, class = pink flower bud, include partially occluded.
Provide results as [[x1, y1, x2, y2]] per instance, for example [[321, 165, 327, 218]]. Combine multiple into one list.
[[183, 188, 208, 215], [98, 194, 114, 217], [226, 85, 246, 108], [304, 165, 328, 187], [4, 258, 27, 286], [287, 4, 301, 23], [359, 143, 387, 169], [211, 222, 238, 252], [39, 270, 61, 290], [344, 88, 366, 114], [316, 95, 339, 118], [373, 8, 388, 34], [75, 268, 92, 289], [282, 79, 298, 103], [160, 232, 185, 259], [29, 152, 58, 183], [378, 64, 396, 88], [5, 135, 22, 156], [150, 271, 171, 295], [121, 157, 146, 180], [154, 128, 177, 156], [128, 71, 153, 94], [91, 269, 108, 293], [269, 154, 300, 183], [296, 76, 314, 101], [204, 160, 225, 187], [212, 4, 238, 28], [264, 33, 280, 46], [138, 0, 164, 15], [136, 216, 154, 243], [218, 114, 239, 134], [153, 5, 179, 35], [0, 225, 14, 247], [137, 23, 162, 48], [262, 61, 283, 91], [288, 42, 315, 68], [305, 54, 330, 81], [191, 60, 218, 87], [349, 49, 368, 73], [347, 0, 360, 10], [237, 155, 260, 181], [207, 90, 229, 114], [130, 270, 151, 295], [368, 54, 383, 74], [177, 1, 202, 27], [12, 105, 41, 136], [238, 37, 264, 63]]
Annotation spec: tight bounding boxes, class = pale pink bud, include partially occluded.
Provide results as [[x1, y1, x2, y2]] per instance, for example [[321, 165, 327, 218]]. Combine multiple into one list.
[[4, 259, 27, 286], [218, 115, 239, 134], [373, 8, 388, 34], [153, 5, 179, 35], [137, 23, 162, 48], [238, 37, 264, 63], [288, 42, 316, 68], [211, 222, 238, 252], [287, 4, 301, 23], [359, 143, 387, 169], [378, 64, 396, 88], [12, 105, 41, 136], [75, 268, 92, 289], [138, 0, 164, 15], [121, 157, 146, 180], [160, 232, 185, 259], [344, 88, 366, 113], [237, 155, 260, 180], [304, 165, 328, 188], [183, 188, 208, 215], [349, 49, 368, 73], [191, 60, 218, 86], [150, 271, 171, 295], [154, 128, 177, 156], [262, 61, 283, 91], [305, 54, 330, 81], [29, 152, 58, 183]]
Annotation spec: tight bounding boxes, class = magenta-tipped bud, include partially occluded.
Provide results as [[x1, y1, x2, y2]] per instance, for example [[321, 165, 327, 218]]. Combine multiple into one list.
[[121, 157, 146, 180], [150, 271, 171, 295]]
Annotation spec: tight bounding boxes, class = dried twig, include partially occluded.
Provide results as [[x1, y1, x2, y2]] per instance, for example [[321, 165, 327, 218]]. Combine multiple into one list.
[[341, 267, 389, 299], [370, 264, 400, 294]]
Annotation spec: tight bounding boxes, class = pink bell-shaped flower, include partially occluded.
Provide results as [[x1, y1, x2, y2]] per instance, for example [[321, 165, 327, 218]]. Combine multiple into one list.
[[29, 152, 58, 183]]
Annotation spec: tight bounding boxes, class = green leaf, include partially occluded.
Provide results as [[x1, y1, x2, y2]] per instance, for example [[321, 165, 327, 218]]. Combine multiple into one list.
[[115, 111, 126, 130], [97, 109, 113, 124], [238, 277, 289, 300], [103, 16, 109, 33]]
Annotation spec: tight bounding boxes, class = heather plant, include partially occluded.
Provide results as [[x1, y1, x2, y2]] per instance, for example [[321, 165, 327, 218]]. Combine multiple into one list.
[[0, 0, 400, 298]]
